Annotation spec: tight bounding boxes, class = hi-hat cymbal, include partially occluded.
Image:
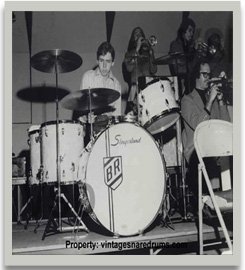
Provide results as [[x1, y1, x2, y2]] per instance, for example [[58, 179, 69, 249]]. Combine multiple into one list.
[[31, 49, 83, 73], [154, 52, 186, 65], [17, 86, 70, 103], [61, 88, 120, 112]]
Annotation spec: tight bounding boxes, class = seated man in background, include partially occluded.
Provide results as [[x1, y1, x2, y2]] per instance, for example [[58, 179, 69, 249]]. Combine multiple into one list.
[[181, 61, 230, 213]]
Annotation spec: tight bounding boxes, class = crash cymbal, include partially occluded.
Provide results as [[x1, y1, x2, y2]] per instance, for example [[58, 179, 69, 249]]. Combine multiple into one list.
[[17, 85, 70, 103], [31, 49, 82, 73], [154, 52, 186, 65], [61, 88, 120, 112]]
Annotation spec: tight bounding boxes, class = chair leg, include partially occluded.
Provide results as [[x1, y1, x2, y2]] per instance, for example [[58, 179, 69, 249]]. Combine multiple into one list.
[[198, 164, 203, 255], [202, 165, 233, 253]]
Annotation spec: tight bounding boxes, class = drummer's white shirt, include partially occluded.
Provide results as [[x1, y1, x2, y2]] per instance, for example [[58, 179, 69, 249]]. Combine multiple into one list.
[[80, 67, 122, 116]]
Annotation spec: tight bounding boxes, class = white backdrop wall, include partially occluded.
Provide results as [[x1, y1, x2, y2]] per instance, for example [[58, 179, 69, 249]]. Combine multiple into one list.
[[12, 11, 232, 155]]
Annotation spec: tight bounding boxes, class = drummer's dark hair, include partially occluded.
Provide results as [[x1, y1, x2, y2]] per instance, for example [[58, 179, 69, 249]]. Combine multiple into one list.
[[97, 41, 115, 61]]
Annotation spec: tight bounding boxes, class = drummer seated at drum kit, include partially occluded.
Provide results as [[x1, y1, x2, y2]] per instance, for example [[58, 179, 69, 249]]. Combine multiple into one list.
[[76, 41, 122, 135]]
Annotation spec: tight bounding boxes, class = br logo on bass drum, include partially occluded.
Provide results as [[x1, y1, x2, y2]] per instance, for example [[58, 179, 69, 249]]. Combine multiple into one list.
[[103, 156, 123, 190]]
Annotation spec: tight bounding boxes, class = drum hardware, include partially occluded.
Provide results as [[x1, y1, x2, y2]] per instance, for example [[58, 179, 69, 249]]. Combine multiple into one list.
[[16, 126, 40, 229], [31, 49, 88, 238], [153, 52, 187, 66], [154, 52, 195, 95], [149, 76, 189, 221], [41, 189, 89, 240], [33, 165, 45, 233], [61, 87, 120, 140]]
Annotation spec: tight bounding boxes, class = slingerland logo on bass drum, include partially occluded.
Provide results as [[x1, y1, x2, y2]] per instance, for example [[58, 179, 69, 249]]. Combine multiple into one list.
[[103, 156, 123, 190], [110, 134, 142, 147]]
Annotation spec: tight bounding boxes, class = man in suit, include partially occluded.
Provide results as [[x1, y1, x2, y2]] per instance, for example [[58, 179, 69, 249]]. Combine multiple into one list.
[[181, 61, 230, 212]]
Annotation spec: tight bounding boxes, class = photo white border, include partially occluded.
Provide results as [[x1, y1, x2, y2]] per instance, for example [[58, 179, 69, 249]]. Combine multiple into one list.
[[4, 1, 241, 266]]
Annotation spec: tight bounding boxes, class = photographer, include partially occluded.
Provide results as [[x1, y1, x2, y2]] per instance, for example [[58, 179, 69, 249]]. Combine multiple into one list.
[[181, 61, 230, 214]]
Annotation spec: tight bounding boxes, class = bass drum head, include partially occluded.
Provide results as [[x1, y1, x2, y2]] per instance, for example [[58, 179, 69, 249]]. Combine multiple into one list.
[[86, 122, 166, 236]]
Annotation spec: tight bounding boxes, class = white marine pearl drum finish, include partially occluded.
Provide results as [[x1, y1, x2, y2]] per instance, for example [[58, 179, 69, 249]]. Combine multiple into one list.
[[40, 121, 84, 184], [138, 79, 180, 135], [80, 122, 166, 236], [28, 125, 41, 185]]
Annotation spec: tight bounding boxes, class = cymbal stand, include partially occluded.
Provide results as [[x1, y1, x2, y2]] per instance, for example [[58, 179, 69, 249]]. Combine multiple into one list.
[[173, 76, 188, 221], [34, 166, 44, 233], [134, 53, 140, 121], [88, 87, 94, 140], [42, 51, 88, 240]]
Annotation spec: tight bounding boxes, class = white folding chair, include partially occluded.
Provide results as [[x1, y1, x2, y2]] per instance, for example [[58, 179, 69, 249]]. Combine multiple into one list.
[[194, 119, 233, 255]]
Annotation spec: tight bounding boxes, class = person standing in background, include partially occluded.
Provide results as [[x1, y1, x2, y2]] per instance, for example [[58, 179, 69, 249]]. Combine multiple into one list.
[[123, 27, 157, 115], [169, 14, 197, 96]]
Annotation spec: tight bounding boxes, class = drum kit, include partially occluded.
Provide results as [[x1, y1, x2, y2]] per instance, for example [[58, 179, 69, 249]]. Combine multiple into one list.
[[21, 49, 187, 238]]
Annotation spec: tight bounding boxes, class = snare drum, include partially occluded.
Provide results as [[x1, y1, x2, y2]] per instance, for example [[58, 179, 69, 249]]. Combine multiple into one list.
[[138, 79, 180, 134], [28, 125, 41, 185], [78, 121, 166, 236], [41, 120, 84, 184]]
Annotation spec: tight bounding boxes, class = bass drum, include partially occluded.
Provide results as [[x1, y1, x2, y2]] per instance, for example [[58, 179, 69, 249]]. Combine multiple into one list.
[[80, 121, 166, 236]]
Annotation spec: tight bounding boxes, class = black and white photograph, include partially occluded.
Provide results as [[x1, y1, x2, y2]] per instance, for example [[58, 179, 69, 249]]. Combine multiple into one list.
[[5, 1, 240, 266]]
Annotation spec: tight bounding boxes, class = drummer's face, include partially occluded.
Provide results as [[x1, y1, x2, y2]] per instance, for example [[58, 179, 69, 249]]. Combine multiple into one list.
[[97, 52, 114, 77]]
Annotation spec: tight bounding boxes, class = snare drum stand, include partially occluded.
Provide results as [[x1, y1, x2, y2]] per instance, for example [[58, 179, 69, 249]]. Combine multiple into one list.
[[42, 53, 88, 240]]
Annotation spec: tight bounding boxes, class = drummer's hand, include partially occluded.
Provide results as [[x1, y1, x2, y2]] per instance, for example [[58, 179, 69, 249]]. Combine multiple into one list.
[[88, 112, 96, 124]]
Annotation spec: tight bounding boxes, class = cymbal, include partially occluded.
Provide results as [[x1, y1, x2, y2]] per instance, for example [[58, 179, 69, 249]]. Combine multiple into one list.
[[80, 106, 115, 116], [61, 88, 120, 112], [154, 52, 186, 65], [31, 49, 82, 73], [17, 86, 70, 103]]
